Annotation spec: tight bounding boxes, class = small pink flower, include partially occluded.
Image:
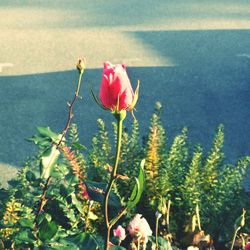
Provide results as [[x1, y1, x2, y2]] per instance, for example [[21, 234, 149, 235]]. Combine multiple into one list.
[[99, 62, 134, 111], [127, 214, 152, 241], [113, 225, 126, 241]]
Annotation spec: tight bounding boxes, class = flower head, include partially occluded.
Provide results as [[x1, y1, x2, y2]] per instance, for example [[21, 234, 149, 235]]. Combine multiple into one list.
[[99, 62, 135, 112], [113, 225, 126, 241], [127, 214, 152, 241], [76, 58, 86, 73]]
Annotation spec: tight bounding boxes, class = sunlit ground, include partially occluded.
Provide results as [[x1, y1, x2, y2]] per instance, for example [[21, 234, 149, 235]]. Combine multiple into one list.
[[0, 1, 250, 75]]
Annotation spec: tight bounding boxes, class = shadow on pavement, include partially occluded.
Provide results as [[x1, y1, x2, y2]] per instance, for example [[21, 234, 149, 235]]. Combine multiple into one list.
[[0, 29, 250, 168]]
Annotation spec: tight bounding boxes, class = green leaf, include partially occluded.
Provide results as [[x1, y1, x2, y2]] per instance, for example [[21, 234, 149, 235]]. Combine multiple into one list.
[[13, 229, 36, 244], [71, 193, 85, 215], [45, 199, 72, 229], [85, 180, 120, 207], [66, 233, 99, 250], [234, 208, 246, 229], [26, 170, 36, 182], [147, 236, 171, 250], [37, 126, 61, 143], [88, 211, 98, 221], [40, 145, 60, 179], [38, 218, 58, 242], [72, 142, 87, 150], [18, 218, 34, 229], [40, 240, 79, 250], [60, 184, 74, 198], [127, 159, 145, 209]]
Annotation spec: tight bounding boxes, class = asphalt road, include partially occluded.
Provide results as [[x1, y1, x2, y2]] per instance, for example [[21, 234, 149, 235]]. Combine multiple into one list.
[[0, 1, 250, 186]]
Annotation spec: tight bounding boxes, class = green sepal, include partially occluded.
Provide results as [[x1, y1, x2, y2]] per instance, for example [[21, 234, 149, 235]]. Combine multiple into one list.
[[90, 87, 108, 110], [128, 80, 140, 111], [113, 110, 126, 122]]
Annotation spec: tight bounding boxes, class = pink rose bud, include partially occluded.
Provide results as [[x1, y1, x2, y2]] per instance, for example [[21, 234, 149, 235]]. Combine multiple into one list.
[[99, 62, 135, 111], [113, 225, 126, 241], [246, 242, 250, 250]]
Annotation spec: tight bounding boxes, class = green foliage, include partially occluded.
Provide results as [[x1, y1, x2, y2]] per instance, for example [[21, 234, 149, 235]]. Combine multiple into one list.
[[88, 119, 112, 182], [115, 119, 144, 199], [0, 101, 249, 249], [183, 146, 203, 216], [144, 102, 167, 208], [139, 103, 249, 245], [127, 159, 145, 210]]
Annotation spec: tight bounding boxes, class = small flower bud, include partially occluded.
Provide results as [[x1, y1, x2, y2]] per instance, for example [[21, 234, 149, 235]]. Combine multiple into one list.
[[155, 211, 162, 219], [113, 225, 126, 241], [76, 58, 86, 73]]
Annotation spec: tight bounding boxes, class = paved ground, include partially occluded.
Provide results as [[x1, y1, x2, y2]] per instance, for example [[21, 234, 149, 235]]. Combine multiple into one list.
[[0, 1, 250, 185]]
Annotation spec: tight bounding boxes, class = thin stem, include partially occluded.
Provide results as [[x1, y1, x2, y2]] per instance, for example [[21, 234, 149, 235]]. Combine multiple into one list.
[[34, 70, 84, 227], [104, 116, 123, 250], [167, 200, 171, 233], [230, 227, 240, 250], [196, 203, 202, 231], [34, 176, 52, 227], [113, 117, 123, 177], [137, 237, 141, 250], [57, 71, 83, 148], [155, 216, 159, 250], [76, 72, 83, 97], [110, 207, 127, 227]]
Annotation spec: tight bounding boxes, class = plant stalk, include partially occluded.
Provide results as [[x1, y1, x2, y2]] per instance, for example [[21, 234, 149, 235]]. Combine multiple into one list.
[[104, 115, 124, 250], [155, 216, 160, 250], [34, 69, 84, 228], [230, 226, 240, 250]]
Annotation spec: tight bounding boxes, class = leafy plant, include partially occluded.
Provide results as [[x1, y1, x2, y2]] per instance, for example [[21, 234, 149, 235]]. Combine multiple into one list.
[[0, 61, 249, 250]]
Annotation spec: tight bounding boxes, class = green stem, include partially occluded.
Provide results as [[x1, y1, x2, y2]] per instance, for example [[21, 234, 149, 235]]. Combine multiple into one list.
[[104, 114, 124, 250], [76, 71, 83, 97], [110, 208, 127, 227], [230, 227, 240, 250], [155, 216, 159, 250]]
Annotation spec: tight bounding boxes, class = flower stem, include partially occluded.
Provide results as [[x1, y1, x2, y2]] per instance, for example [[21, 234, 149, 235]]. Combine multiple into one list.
[[104, 112, 125, 250], [230, 226, 241, 250], [155, 216, 159, 250], [34, 68, 84, 229]]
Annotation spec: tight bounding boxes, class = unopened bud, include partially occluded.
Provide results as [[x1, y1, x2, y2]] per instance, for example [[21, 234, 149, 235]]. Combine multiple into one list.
[[155, 211, 162, 219], [76, 58, 86, 73]]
